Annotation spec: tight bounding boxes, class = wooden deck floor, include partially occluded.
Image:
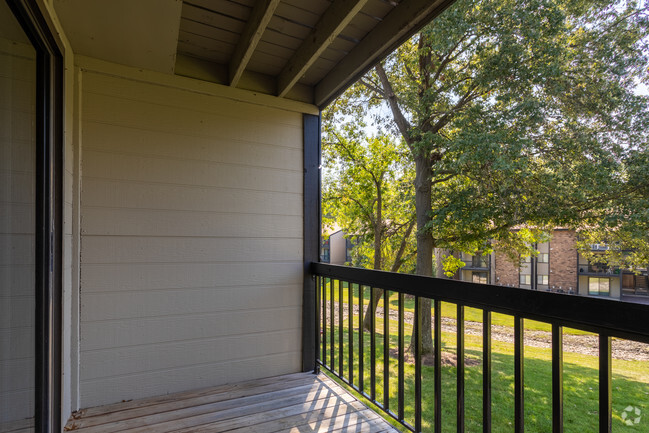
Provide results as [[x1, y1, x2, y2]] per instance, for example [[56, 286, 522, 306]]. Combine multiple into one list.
[[64, 372, 400, 432]]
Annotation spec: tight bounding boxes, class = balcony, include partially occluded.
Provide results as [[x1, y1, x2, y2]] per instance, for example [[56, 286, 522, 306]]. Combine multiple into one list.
[[5, 0, 648, 431], [464, 256, 490, 270], [590, 244, 610, 251], [579, 263, 622, 276], [312, 263, 649, 432]]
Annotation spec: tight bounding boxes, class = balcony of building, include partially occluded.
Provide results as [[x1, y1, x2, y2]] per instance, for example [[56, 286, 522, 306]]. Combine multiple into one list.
[[3, 1, 649, 432]]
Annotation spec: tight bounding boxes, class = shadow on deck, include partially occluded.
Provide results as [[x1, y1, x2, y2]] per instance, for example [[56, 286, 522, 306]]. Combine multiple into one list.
[[63, 372, 399, 432]]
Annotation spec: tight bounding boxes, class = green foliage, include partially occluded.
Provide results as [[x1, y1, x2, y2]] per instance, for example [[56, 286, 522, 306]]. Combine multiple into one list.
[[442, 254, 466, 277], [327, 0, 649, 270], [322, 122, 417, 271]]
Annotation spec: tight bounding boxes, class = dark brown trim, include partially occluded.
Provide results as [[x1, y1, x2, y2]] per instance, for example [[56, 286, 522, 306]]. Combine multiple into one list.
[[314, 0, 458, 108], [302, 113, 321, 371], [5, 1, 64, 431]]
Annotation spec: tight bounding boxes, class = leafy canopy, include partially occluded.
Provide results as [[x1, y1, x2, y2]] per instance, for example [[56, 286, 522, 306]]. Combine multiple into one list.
[[322, 121, 416, 271], [327, 0, 649, 272]]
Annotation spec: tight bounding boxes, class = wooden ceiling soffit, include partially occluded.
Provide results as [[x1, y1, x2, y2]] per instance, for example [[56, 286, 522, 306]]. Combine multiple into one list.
[[229, 0, 281, 87], [314, 0, 457, 108], [276, 0, 370, 98]]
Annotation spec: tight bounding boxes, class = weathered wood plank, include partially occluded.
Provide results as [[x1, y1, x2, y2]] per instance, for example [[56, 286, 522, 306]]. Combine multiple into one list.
[[71, 374, 321, 429], [77, 372, 312, 418], [180, 19, 239, 45], [180, 398, 367, 432], [79, 380, 352, 432], [184, 0, 250, 21], [66, 374, 399, 433], [274, 2, 320, 28], [176, 40, 231, 64], [181, 1, 247, 30], [267, 15, 310, 40]]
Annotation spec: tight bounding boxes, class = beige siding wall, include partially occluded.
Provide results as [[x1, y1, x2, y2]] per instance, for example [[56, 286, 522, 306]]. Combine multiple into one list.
[[329, 231, 346, 265], [78, 68, 305, 407]]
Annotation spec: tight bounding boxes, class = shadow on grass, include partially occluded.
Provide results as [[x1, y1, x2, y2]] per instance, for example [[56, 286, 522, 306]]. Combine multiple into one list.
[[322, 327, 649, 433]]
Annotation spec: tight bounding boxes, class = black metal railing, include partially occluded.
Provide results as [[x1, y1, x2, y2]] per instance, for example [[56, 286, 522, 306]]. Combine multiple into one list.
[[312, 262, 649, 433], [579, 263, 621, 275]]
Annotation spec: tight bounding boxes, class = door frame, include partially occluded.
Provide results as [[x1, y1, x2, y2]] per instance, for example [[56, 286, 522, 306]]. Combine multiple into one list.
[[5, 1, 63, 431]]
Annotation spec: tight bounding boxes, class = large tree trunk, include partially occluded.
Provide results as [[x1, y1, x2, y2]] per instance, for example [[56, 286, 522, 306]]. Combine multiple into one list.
[[362, 288, 384, 332], [409, 156, 434, 355], [361, 219, 415, 332], [373, 62, 433, 353], [361, 193, 384, 332]]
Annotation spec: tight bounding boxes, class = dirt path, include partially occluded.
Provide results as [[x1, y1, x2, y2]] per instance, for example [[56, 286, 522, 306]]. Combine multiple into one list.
[[326, 302, 649, 362]]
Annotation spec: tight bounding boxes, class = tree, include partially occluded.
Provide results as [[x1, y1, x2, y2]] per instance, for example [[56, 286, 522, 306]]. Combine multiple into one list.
[[327, 0, 649, 353], [322, 122, 416, 330], [575, 147, 649, 269]]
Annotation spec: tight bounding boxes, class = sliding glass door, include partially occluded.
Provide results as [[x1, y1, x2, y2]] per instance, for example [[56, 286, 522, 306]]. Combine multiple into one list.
[[1, 1, 62, 432], [0, 3, 37, 430]]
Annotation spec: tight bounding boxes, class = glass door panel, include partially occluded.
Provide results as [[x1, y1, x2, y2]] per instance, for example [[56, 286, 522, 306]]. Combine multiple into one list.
[[0, 2, 36, 431]]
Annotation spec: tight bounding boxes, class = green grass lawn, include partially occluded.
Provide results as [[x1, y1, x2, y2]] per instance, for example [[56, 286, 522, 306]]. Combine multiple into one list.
[[324, 279, 592, 335], [319, 281, 649, 432]]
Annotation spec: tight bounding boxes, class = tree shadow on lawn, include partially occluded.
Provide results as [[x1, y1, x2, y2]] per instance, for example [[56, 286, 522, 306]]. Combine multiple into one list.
[[371, 347, 649, 432]]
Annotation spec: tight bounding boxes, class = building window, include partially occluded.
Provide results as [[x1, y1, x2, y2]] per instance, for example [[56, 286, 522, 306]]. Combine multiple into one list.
[[320, 239, 330, 263], [538, 274, 549, 285], [472, 271, 488, 284], [538, 253, 549, 263], [589, 277, 610, 296], [520, 274, 531, 285], [345, 238, 353, 262], [472, 255, 489, 268]]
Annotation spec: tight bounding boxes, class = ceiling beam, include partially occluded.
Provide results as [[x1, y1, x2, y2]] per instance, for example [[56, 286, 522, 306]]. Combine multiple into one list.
[[228, 0, 280, 87], [314, 0, 457, 108], [277, 0, 369, 98]]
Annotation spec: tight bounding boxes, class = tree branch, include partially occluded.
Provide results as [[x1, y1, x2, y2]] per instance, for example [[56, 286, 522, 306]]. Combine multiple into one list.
[[375, 63, 414, 148], [390, 218, 416, 272], [359, 77, 385, 97]]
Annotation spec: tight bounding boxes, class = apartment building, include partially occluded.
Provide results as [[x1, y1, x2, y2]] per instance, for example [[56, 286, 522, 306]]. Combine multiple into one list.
[[320, 230, 353, 265], [458, 229, 648, 299]]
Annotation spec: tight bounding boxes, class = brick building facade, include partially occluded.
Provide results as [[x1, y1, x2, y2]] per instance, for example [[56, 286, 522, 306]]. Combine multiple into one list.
[[493, 249, 520, 287], [457, 229, 647, 299], [549, 230, 578, 290]]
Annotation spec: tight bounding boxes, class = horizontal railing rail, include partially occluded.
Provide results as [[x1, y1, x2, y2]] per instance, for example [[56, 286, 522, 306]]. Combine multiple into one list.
[[578, 263, 622, 275], [312, 262, 649, 433]]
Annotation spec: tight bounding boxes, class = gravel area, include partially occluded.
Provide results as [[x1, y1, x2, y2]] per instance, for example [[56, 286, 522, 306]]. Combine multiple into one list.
[[326, 302, 649, 362]]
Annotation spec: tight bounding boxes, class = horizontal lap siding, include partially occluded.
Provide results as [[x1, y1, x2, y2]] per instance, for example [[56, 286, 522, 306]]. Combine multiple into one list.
[[79, 70, 304, 408]]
